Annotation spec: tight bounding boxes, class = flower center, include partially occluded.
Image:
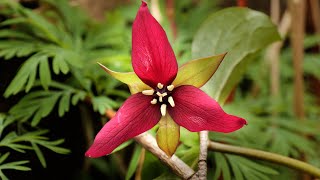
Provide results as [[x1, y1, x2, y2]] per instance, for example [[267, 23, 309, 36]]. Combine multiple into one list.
[[142, 83, 175, 117]]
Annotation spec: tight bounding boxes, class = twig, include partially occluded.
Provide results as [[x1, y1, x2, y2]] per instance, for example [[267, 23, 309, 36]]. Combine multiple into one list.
[[237, 0, 247, 7], [268, 0, 281, 98], [309, 0, 320, 51], [195, 131, 208, 180], [266, 9, 291, 99], [135, 148, 145, 180], [309, 0, 320, 35], [289, 0, 306, 119], [150, 0, 162, 23], [79, 103, 94, 171], [134, 133, 195, 179], [208, 141, 320, 178], [166, 0, 177, 40]]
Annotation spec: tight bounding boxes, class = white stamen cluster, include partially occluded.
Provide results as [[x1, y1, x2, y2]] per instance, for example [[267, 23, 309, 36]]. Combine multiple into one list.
[[142, 83, 175, 116]]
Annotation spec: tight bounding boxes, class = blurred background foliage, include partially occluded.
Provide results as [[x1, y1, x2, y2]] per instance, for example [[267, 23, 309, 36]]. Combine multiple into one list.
[[0, 0, 319, 179]]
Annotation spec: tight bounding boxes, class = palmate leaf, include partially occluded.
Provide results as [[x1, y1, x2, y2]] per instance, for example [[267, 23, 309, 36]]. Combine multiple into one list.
[[2, 44, 83, 97], [91, 96, 119, 115], [0, 153, 30, 180], [9, 82, 86, 126], [0, 129, 70, 168], [211, 153, 278, 180], [0, 40, 39, 60], [43, 0, 86, 38], [1, 2, 84, 97]]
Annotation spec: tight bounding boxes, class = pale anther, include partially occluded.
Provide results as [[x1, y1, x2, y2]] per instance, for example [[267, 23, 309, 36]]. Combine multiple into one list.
[[168, 96, 175, 107], [157, 83, 164, 89], [159, 96, 163, 102], [167, 85, 174, 91], [162, 92, 168, 97], [160, 104, 167, 116], [151, 99, 157, 104], [142, 89, 154, 95], [156, 92, 162, 97]]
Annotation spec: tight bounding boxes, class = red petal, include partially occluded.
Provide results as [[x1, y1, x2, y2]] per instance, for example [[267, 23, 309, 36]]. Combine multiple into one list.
[[85, 93, 161, 158], [168, 85, 247, 133], [132, 1, 178, 88]]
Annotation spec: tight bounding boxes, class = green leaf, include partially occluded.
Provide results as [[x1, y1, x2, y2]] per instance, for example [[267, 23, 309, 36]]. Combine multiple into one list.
[[31, 142, 46, 168], [179, 127, 199, 147], [213, 153, 230, 180], [0, 153, 30, 180], [125, 145, 142, 180], [91, 96, 118, 114], [192, 7, 280, 103], [112, 140, 133, 154], [9, 90, 72, 126], [0, 153, 10, 165], [97, 63, 150, 94], [58, 92, 71, 117], [173, 53, 226, 88], [52, 54, 69, 74], [4, 53, 50, 97], [39, 56, 51, 90], [71, 92, 86, 105]]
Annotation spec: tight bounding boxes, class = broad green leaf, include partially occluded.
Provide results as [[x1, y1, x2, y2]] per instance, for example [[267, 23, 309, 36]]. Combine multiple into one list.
[[125, 145, 142, 180], [156, 114, 180, 157], [192, 7, 281, 103], [98, 63, 150, 94], [173, 53, 226, 88]]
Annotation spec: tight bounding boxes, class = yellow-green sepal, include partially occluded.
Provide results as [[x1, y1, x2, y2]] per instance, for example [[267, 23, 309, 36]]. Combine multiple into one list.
[[172, 53, 226, 88], [156, 113, 180, 157], [98, 63, 150, 94]]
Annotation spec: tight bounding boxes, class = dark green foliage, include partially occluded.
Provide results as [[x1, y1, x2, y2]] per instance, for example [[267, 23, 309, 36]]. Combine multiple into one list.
[[0, 0, 131, 178]]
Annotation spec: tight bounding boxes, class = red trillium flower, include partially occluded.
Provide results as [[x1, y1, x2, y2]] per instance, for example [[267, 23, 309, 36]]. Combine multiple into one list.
[[86, 1, 247, 158]]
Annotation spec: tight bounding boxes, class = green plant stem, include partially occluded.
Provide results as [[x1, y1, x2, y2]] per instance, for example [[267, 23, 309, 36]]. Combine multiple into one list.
[[208, 141, 320, 178]]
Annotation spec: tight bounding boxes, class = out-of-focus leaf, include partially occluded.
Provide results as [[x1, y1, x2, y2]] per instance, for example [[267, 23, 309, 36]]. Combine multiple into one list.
[[192, 7, 280, 103], [91, 96, 118, 115], [112, 140, 133, 154], [125, 145, 142, 180], [31, 143, 46, 168]]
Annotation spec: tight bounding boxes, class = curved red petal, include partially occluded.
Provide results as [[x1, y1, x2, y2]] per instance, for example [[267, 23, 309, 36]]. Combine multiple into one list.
[[168, 85, 247, 133], [132, 1, 178, 88], [85, 93, 161, 158]]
